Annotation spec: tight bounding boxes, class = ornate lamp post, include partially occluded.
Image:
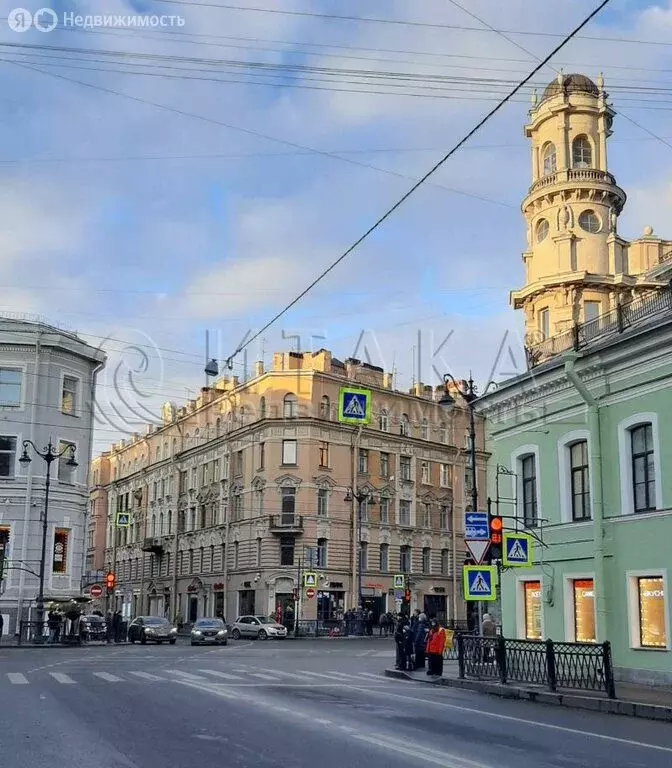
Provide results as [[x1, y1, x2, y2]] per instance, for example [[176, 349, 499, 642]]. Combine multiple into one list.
[[19, 439, 78, 643]]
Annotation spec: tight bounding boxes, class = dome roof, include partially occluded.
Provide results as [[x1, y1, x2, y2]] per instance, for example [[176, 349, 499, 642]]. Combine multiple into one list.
[[541, 73, 599, 102]]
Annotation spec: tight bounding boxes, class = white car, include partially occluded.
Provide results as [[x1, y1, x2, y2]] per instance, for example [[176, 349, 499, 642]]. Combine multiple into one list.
[[230, 615, 288, 640]]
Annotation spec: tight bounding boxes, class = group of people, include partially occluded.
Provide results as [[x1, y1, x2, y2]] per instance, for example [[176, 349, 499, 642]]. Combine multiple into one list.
[[394, 610, 447, 677]]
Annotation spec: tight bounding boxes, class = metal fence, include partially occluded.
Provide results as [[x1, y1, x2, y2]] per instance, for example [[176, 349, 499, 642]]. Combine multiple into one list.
[[457, 635, 616, 698]]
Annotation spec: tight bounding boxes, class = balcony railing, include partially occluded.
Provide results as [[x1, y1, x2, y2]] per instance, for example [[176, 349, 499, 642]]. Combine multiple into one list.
[[141, 537, 164, 555], [528, 168, 617, 196], [268, 514, 304, 533]]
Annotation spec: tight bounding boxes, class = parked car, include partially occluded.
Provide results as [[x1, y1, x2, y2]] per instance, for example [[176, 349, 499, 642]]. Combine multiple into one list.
[[230, 615, 288, 640], [191, 618, 228, 646], [79, 614, 107, 642], [128, 616, 177, 645]]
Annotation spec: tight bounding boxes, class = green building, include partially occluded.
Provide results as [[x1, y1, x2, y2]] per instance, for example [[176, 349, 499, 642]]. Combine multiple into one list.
[[477, 292, 672, 685]]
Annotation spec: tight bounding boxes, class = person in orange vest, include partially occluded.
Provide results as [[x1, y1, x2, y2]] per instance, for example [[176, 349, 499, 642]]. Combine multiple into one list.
[[425, 618, 446, 677]]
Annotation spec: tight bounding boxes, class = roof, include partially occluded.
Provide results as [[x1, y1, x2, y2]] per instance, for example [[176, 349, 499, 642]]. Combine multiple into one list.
[[541, 73, 599, 102]]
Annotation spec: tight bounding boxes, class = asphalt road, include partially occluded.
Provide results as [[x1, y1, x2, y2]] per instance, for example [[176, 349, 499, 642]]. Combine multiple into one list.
[[1, 637, 671, 768]]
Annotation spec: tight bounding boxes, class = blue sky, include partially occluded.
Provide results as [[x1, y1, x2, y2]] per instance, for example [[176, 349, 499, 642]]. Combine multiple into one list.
[[1, 0, 672, 453]]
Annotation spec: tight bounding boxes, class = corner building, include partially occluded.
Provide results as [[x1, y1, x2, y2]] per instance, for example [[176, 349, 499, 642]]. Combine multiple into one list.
[[95, 350, 485, 627]]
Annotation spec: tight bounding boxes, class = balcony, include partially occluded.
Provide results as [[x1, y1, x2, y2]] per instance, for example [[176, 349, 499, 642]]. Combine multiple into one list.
[[268, 514, 304, 535], [141, 537, 164, 555]]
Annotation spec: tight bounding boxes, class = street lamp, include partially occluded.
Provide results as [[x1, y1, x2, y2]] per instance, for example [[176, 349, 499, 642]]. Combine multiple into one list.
[[19, 439, 78, 644], [344, 487, 372, 622]]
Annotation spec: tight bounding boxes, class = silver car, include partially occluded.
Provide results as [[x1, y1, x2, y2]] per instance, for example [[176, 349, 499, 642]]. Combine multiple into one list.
[[230, 615, 288, 640], [191, 617, 228, 646]]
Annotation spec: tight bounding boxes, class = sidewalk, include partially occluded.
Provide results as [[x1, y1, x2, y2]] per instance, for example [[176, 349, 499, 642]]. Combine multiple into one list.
[[384, 663, 672, 723]]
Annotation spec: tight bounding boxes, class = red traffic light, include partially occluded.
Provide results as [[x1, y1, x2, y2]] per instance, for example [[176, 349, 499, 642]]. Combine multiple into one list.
[[404, 589, 411, 601], [105, 572, 116, 591]]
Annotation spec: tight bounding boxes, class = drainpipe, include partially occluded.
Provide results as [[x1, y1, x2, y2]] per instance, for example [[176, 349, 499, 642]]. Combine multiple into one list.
[[563, 352, 607, 642]]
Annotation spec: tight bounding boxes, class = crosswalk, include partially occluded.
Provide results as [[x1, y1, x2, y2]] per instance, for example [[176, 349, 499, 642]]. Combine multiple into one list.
[[1, 666, 391, 688]]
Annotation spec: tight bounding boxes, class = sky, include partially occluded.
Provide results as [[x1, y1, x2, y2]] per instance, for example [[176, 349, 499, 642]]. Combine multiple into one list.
[[1, 0, 672, 454]]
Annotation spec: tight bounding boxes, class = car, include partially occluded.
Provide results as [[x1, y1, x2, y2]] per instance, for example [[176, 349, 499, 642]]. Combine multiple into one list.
[[128, 616, 178, 645], [230, 615, 288, 640], [191, 617, 228, 646], [79, 614, 107, 642]]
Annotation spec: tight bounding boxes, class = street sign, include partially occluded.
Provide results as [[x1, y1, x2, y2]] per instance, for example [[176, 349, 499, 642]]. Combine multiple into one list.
[[503, 532, 532, 567], [465, 539, 490, 565], [393, 574, 406, 589], [337, 387, 371, 425], [463, 511, 489, 540], [463, 565, 497, 601], [306, 587, 315, 599], [90, 584, 103, 599], [303, 572, 318, 588], [115, 511, 131, 528]]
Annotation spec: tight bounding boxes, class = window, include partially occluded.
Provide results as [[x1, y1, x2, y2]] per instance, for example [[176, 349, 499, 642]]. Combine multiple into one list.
[[420, 419, 429, 440], [420, 461, 430, 484], [282, 440, 297, 466], [422, 547, 431, 574], [256, 538, 262, 568], [399, 499, 411, 527], [320, 395, 330, 419], [379, 543, 389, 572], [283, 393, 297, 418], [572, 135, 592, 168], [319, 441, 329, 468], [216, 417, 221, 436], [538, 308, 550, 339], [521, 455, 538, 528], [317, 488, 328, 517], [439, 463, 451, 488], [232, 492, 242, 521], [256, 488, 264, 515], [235, 450, 243, 476], [584, 301, 600, 324], [400, 414, 410, 436], [542, 142, 556, 176], [52, 529, 69, 574], [570, 441, 591, 521], [258, 442, 265, 470], [379, 409, 389, 432], [441, 549, 450, 575], [0, 436, 16, 478], [281, 487, 296, 524], [359, 541, 368, 572], [58, 441, 76, 483], [439, 504, 451, 531], [573, 579, 596, 643], [399, 545, 411, 573], [190, 467, 197, 489], [380, 452, 390, 478], [380, 497, 389, 524], [579, 210, 601, 234], [202, 463, 211, 486], [536, 218, 549, 243], [422, 503, 431, 528], [360, 498, 369, 523], [637, 577, 667, 648], [358, 449, 369, 474], [0, 368, 21, 407], [439, 423, 448, 444], [523, 581, 542, 640], [400, 455, 411, 481], [317, 538, 328, 568], [61, 375, 79, 415], [631, 424, 656, 513], [234, 541, 239, 569]]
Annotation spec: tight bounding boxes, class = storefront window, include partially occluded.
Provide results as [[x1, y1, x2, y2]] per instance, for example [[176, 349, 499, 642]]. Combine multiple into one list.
[[638, 577, 667, 648], [573, 579, 596, 643], [524, 581, 542, 640]]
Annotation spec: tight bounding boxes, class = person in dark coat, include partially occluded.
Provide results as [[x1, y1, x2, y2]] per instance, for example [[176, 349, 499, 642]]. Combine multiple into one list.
[[413, 613, 429, 670], [403, 624, 415, 670], [394, 616, 409, 670]]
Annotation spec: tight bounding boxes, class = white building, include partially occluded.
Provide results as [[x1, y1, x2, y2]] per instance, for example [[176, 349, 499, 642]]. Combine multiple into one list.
[[0, 318, 106, 634]]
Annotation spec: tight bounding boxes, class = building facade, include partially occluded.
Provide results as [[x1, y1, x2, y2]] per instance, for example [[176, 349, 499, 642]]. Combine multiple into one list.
[[94, 350, 485, 627], [0, 319, 106, 633]]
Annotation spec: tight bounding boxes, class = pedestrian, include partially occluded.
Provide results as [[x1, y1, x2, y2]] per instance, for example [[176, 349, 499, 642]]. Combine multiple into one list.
[[426, 618, 446, 677], [0, 611, 3, 642], [481, 612, 497, 663], [413, 613, 429, 670], [394, 615, 408, 670], [367, 609, 374, 636]]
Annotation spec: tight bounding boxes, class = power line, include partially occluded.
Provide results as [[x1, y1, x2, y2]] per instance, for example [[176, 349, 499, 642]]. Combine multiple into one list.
[[218, 0, 613, 367]]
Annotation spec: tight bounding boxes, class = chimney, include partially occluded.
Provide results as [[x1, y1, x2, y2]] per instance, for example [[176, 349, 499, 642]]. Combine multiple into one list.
[[383, 372, 394, 390], [254, 361, 264, 377]]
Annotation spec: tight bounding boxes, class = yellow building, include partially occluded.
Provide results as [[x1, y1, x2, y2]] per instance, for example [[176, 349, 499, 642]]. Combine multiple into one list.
[[511, 72, 672, 361], [92, 350, 485, 629]]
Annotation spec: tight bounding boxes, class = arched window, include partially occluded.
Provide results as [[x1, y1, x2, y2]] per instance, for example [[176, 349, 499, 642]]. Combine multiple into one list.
[[159, 512, 164, 536], [260, 396, 266, 419], [151, 514, 157, 537], [155, 447, 160, 462], [572, 135, 592, 168], [379, 409, 389, 432], [283, 393, 297, 418], [542, 142, 557, 176], [420, 418, 429, 440], [320, 395, 330, 419], [536, 218, 549, 243], [163, 442, 168, 457], [167, 510, 173, 535], [194, 428, 200, 439], [400, 414, 410, 437], [216, 417, 221, 436]]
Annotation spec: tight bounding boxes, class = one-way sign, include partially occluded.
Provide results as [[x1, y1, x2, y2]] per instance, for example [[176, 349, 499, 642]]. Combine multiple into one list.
[[464, 511, 488, 541]]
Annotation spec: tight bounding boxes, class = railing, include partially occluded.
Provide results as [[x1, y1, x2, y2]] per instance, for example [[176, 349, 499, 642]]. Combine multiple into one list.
[[268, 514, 304, 530], [457, 635, 616, 698], [526, 285, 672, 367], [528, 169, 616, 196]]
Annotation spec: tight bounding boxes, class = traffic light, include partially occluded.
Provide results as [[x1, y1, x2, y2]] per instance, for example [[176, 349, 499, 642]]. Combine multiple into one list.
[[105, 572, 116, 594], [488, 513, 503, 561]]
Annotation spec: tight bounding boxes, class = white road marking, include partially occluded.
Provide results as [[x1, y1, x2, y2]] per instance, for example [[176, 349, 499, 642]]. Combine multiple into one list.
[[168, 670, 209, 682], [197, 670, 244, 681], [93, 672, 123, 683], [8, 673, 28, 685], [254, 668, 306, 679], [49, 672, 75, 684], [128, 671, 164, 681], [247, 672, 283, 681], [353, 732, 491, 768], [357, 672, 386, 680]]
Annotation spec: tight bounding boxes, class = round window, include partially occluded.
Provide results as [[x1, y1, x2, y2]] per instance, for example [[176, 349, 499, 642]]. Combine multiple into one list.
[[536, 219, 549, 243], [579, 210, 601, 234]]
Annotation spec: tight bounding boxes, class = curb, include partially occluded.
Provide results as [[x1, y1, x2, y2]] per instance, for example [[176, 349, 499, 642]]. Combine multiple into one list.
[[383, 669, 672, 723], [0, 642, 131, 650]]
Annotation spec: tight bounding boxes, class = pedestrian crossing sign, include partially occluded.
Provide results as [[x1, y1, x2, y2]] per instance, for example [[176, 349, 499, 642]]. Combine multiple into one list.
[[115, 512, 131, 528], [303, 572, 318, 588], [338, 387, 371, 425], [393, 574, 406, 589], [503, 533, 532, 567], [463, 566, 497, 601]]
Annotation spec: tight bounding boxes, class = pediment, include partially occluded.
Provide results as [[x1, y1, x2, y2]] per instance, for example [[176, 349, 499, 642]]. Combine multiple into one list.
[[378, 483, 396, 498], [251, 475, 267, 491], [357, 481, 377, 496], [420, 491, 437, 503], [275, 473, 302, 489], [313, 474, 337, 489]]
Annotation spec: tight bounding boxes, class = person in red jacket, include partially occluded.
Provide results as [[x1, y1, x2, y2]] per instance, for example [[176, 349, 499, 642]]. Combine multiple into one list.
[[425, 618, 446, 677]]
